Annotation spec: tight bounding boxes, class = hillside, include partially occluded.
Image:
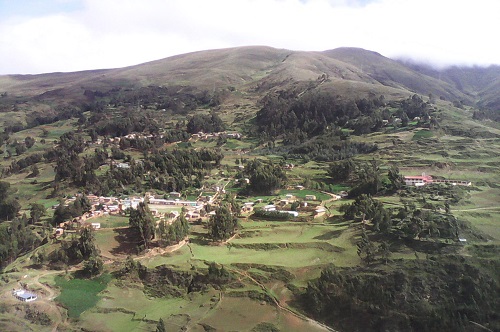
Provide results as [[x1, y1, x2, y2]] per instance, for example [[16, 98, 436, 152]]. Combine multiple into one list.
[[1, 46, 498, 110], [0, 46, 499, 332]]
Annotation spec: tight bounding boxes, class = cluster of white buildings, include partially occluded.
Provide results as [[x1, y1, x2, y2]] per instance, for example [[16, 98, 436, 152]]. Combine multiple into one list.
[[404, 174, 472, 187], [190, 131, 242, 141]]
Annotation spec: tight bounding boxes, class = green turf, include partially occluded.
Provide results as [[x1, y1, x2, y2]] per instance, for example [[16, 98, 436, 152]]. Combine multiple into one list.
[[55, 274, 112, 318]]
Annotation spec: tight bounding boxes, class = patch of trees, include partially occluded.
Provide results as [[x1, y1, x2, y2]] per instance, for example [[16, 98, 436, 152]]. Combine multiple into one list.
[[129, 202, 156, 250], [52, 195, 92, 225], [157, 213, 189, 247], [142, 148, 223, 193], [87, 109, 161, 137], [83, 85, 220, 112], [24, 307, 52, 326], [255, 92, 438, 145], [392, 203, 461, 241], [0, 217, 39, 269], [302, 257, 500, 332], [0, 181, 21, 221], [208, 204, 238, 241], [48, 226, 102, 275], [3, 106, 84, 133], [255, 91, 386, 139], [240, 159, 286, 195], [340, 193, 464, 242], [186, 113, 225, 134], [2, 153, 43, 176], [119, 262, 238, 299], [288, 134, 378, 162], [473, 109, 500, 122], [50, 129, 222, 195], [253, 209, 293, 220], [340, 195, 391, 233], [328, 159, 384, 198]]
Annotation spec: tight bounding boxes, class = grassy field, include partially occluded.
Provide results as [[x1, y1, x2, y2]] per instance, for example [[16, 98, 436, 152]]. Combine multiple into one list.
[[279, 189, 331, 201], [54, 274, 112, 318]]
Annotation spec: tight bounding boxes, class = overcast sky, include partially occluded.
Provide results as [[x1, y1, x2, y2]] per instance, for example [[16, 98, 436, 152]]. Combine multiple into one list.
[[0, 0, 499, 75]]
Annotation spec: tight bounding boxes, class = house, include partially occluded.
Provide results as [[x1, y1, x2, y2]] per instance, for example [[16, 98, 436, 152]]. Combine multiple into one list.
[[242, 202, 255, 212], [404, 173, 433, 186], [315, 207, 327, 216], [285, 194, 295, 200], [295, 185, 304, 190], [91, 223, 101, 230], [116, 163, 130, 169], [13, 289, 37, 302], [305, 195, 317, 200], [169, 191, 182, 198], [263, 205, 276, 212], [186, 211, 201, 221]]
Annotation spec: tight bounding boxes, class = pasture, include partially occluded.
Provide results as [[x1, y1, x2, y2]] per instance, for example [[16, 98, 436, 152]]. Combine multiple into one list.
[[54, 274, 112, 318]]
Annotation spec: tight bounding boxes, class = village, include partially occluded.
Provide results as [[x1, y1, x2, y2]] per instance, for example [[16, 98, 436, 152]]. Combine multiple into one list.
[[52, 169, 472, 240], [52, 182, 343, 239]]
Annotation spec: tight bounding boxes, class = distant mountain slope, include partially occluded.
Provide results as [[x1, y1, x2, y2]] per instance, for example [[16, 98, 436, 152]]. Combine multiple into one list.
[[0, 46, 498, 110], [442, 65, 500, 110], [323, 47, 468, 102]]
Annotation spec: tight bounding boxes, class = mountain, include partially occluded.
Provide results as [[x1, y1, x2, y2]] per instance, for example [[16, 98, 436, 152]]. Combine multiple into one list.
[[0, 46, 498, 110]]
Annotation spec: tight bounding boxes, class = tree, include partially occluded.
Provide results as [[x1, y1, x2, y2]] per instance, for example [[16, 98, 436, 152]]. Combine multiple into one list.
[[357, 228, 376, 264], [159, 213, 189, 246], [129, 202, 155, 249], [223, 193, 240, 215], [74, 195, 92, 215], [0, 181, 10, 202], [388, 165, 404, 191], [82, 254, 103, 277], [208, 205, 238, 241], [377, 241, 391, 264], [0, 199, 21, 221], [79, 226, 99, 259], [31, 249, 47, 267], [24, 136, 35, 149], [30, 164, 40, 177], [29, 203, 46, 224], [328, 159, 355, 182], [244, 159, 286, 195], [156, 318, 166, 332]]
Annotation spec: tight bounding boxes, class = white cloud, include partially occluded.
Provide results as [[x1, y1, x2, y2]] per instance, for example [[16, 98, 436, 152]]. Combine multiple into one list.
[[0, 0, 499, 74]]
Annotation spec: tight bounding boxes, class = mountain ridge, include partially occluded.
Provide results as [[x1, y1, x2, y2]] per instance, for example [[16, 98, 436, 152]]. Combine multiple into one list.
[[0, 46, 498, 110]]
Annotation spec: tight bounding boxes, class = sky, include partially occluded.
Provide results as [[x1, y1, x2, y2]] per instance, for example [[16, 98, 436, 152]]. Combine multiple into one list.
[[0, 0, 499, 75]]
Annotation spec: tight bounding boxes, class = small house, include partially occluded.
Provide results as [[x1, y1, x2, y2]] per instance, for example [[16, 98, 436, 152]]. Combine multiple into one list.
[[13, 289, 37, 302], [263, 205, 276, 212], [91, 223, 101, 230], [305, 195, 317, 200], [315, 207, 326, 216]]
